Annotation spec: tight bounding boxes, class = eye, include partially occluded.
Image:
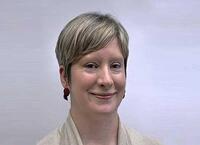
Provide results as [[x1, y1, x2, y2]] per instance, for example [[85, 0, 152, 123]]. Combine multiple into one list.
[[111, 62, 122, 69], [84, 62, 98, 69]]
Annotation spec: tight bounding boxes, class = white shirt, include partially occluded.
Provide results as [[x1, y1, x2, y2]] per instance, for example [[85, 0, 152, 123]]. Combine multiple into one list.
[[37, 114, 160, 145]]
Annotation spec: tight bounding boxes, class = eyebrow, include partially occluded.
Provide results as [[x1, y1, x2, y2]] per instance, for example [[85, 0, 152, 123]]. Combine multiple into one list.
[[81, 55, 124, 62]]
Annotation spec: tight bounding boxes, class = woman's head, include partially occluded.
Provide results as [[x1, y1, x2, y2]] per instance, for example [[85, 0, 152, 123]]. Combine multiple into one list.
[[55, 12, 129, 80]]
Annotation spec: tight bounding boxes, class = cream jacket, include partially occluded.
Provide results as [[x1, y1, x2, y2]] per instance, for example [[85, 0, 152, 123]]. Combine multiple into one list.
[[37, 114, 160, 145]]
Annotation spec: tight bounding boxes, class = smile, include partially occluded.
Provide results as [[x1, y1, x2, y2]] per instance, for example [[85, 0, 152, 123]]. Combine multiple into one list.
[[89, 92, 117, 99]]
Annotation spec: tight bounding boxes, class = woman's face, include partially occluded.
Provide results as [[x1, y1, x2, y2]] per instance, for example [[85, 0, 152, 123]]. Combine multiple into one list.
[[68, 39, 126, 116]]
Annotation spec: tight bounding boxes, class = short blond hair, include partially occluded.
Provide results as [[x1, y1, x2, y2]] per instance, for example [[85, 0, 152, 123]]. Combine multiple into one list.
[[55, 12, 129, 79]]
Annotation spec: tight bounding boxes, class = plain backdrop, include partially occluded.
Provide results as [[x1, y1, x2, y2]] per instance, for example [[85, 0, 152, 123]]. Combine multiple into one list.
[[1, 0, 200, 145]]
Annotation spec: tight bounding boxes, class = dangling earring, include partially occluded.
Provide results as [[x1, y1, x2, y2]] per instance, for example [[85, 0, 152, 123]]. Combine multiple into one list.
[[63, 88, 70, 101]]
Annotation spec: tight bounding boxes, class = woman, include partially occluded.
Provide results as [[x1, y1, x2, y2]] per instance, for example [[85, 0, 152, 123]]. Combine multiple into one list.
[[37, 12, 160, 145]]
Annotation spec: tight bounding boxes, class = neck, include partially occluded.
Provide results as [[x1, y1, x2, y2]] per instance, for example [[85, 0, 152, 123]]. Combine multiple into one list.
[[70, 109, 119, 145]]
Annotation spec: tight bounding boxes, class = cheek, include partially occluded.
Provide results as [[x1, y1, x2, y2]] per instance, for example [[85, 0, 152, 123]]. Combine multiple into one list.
[[71, 71, 97, 89], [115, 75, 126, 90]]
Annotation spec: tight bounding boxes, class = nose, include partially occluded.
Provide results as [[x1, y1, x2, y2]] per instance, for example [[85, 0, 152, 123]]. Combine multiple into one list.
[[97, 66, 114, 89]]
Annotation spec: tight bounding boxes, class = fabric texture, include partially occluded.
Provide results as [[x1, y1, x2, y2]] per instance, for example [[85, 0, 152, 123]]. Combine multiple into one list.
[[37, 114, 160, 145]]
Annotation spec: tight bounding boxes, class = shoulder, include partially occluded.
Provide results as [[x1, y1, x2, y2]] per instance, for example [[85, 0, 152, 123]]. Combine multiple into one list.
[[122, 124, 161, 145], [36, 128, 61, 145]]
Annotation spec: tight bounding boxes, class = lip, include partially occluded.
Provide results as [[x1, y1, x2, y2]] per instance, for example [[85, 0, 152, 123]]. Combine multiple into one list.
[[90, 92, 117, 99]]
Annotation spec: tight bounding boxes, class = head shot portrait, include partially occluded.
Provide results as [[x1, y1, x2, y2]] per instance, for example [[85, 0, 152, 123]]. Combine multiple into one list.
[[36, 12, 160, 145], [1, 1, 199, 145]]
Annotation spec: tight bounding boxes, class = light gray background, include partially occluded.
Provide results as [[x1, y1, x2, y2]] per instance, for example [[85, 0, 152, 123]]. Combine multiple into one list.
[[1, 0, 200, 145]]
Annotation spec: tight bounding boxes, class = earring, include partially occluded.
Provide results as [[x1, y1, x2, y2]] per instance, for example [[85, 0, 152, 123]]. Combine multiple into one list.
[[123, 90, 126, 99], [63, 88, 70, 101]]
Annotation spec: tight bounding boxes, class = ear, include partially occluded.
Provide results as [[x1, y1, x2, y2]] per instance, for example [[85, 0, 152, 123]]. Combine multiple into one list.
[[59, 65, 69, 88]]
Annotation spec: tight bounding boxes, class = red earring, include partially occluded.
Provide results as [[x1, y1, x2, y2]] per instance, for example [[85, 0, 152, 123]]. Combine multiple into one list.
[[63, 88, 70, 101]]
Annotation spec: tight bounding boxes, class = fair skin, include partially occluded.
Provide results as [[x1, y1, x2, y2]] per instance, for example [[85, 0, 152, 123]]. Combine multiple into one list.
[[60, 38, 126, 145]]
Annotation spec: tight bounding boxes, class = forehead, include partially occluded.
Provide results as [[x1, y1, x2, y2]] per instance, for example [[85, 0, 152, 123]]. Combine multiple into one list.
[[79, 39, 124, 61]]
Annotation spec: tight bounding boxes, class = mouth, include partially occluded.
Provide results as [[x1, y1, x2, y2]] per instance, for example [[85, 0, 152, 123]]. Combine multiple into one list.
[[89, 92, 117, 100]]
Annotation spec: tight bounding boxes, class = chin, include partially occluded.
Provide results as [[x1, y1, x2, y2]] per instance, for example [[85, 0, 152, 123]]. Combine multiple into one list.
[[93, 104, 119, 115], [88, 97, 122, 115]]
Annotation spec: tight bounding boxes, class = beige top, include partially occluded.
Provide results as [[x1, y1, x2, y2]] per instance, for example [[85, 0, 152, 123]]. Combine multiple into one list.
[[37, 114, 160, 145]]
